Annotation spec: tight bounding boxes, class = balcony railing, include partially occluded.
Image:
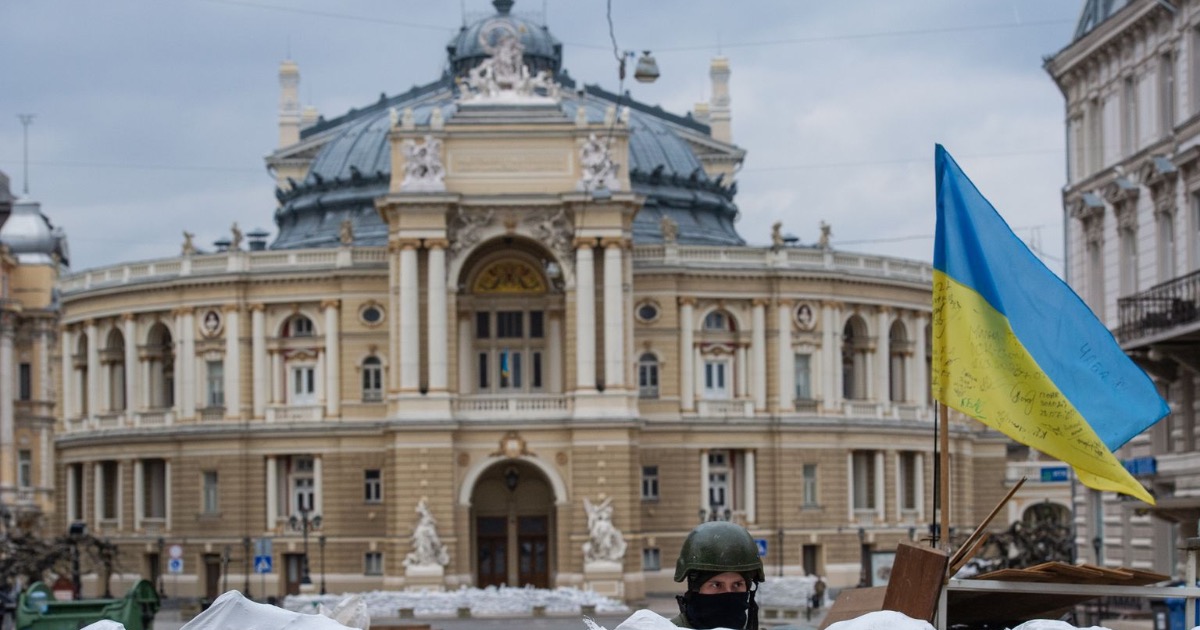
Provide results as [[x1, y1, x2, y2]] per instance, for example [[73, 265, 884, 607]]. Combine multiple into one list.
[[1117, 269, 1200, 343], [452, 395, 570, 419]]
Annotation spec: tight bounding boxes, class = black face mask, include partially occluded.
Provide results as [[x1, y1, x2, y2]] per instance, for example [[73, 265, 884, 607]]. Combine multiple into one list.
[[676, 590, 754, 630]]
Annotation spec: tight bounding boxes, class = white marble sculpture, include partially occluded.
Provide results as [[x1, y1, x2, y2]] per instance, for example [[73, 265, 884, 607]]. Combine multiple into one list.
[[448, 207, 494, 257], [582, 496, 627, 563], [458, 23, 559, 103], [401, 135, 446, 192], [577, 133, 621, 192], [404, 498, 450, 567]]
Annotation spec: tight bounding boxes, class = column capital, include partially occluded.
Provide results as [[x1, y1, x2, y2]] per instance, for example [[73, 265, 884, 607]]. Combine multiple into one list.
[[170, 308, 190, 318], [424, 238, 450, 250], [320, 299, 341, 310], [777, 298, 795, 308], [83, 318, 97, 328], [751, 298, 769, 307], [573, 236, 598, 249], [599, 236, 628, 249], [248, 303, 266, 312], [678, 296, 697, 307], [222, 303, 240, 313], [120, 312, 136, 322], [822, 300, 844, 311], [395, 238, 422, 250]]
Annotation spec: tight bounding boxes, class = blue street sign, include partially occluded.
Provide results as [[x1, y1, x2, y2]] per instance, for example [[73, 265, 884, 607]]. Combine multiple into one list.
[[1040, 466, 1069, 483], [254, 555, 273, 574], [755, 539, 768, 557], [167, 558, 184, 574]]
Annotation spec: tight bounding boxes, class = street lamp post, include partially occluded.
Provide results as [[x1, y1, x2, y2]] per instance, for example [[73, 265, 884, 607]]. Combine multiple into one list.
[[857, 527, 869, 588], [288, 507, 322, 586], [318, 536, 327, 595], [242, 537, 252, 599]]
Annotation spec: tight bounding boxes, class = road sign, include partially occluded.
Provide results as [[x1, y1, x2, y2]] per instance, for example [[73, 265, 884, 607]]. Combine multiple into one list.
[[755, 538, 768, 557], [167, 558, 184, 574], [255, 538, 273, 557], [254, 555, 273, 574], [168, 544, 183, 559]]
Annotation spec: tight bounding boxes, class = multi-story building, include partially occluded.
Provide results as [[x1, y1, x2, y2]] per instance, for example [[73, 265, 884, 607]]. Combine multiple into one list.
[[52, 0, 1009, 600], [1046, 0, 1200, 576], [0, 170, 67, 527]]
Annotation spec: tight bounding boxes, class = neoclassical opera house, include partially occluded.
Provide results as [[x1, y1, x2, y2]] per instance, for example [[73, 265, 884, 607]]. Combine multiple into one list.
[[52, 1, 1009, 600]]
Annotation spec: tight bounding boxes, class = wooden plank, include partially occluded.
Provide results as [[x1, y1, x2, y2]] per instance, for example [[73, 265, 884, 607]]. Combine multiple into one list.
[[881, 542, 950, 622], [819, 586, 887, 630]]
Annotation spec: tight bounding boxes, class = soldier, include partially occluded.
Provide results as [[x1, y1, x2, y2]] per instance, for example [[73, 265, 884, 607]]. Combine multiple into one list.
[[671, 521, 764, 630]]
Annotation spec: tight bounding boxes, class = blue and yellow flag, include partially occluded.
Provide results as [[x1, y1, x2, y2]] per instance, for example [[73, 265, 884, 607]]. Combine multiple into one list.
[[500, 349, 510, 379], [933, 145, 1167, 504]]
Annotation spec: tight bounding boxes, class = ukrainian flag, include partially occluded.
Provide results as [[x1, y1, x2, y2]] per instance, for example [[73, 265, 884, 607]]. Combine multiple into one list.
[[933, 145, 1167, 504], [500, 349, 510, 379]]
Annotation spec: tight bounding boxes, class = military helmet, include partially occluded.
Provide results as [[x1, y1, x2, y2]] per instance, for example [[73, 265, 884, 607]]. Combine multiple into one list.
[[673, 521, 765, 583]]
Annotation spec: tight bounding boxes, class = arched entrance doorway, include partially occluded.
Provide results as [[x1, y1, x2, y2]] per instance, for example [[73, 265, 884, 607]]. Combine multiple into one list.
[[469, 460, 555, 588]]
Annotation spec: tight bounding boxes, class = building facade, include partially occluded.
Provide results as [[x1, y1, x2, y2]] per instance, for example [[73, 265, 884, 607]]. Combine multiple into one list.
[[0, 171, 66, 530], [52, 1, 1010, 600], [1047, 0, 1200, 576]]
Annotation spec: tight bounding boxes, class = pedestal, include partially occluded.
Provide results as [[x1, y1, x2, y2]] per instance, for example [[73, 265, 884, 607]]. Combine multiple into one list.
[[583, 560, 624, 598], [404, 564, 446, 592]]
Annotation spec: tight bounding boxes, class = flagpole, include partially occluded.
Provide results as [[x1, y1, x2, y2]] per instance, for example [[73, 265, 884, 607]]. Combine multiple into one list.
[[932, 401, 940, 549], [939, 403, 950, 551]]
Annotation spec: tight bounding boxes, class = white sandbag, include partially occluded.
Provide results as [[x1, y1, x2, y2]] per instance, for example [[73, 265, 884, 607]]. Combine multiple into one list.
[[825, 610, 936, 630], [181, 590, 357, 630], [80, 622, 127, 630], [584, 609, 690, 630], [1009, 621, 1111, 630], [326, 594, 370, 629]]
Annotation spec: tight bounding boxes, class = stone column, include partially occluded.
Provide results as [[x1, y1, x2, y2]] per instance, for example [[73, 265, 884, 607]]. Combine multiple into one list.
[[457, 318, 472, 395], [679, 298, 696, 411], [744, 450, 756, 524], [164, 460, 173, 531], [266, 456, 278, 531], [751, 299, 767, 410], [322, 300, 340, 415], [398, 240, 421, 393], [122, 314, 137, 413], [735, 345, 748, 399], [601, 237, 625, 389], [61, 327, 74, 420], [426, 240, 449, 392], [574, 238, 596, 391], [173, 311, 185, 416], [38, 323, 53, 402], [699, 449, 710, 513], [876, 308, 891, 403], [270, 351, 284, 405], [66, 464, 78, 522], [777, 301, 794, 412], [181, 311, 196, 418], [823, 302, 842, 409], [549, 315, 563, 393], [133, 459, 144, 531], [914, 314, 929, 406], [86, 320, 100, 419], [251, 304, 267, 417], [388, 241, 402, 392], [313, 455, 324, 516], [92, 462, 103, 524], [225, 306, 241, 418], [0, 314, 13, 488]]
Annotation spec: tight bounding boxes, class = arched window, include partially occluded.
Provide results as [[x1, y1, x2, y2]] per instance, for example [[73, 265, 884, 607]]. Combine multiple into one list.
[[703, 311, 733, 331], [842, 316, 869, 400], [888, 321, 909, 403], [637, 353, 659, 399], [284, 315, 315, 338], [468, 258, 551, 394], [145, 323, 174, 409], [104, 328, 127, 412], [362, 356, 383, 402]]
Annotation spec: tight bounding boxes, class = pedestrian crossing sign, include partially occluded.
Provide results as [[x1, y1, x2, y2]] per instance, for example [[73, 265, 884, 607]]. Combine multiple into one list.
[[254, 555, 273, 574]]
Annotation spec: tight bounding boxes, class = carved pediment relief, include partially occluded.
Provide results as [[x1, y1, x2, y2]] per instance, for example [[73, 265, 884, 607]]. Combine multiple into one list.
[[1101, 177, 1139, 205]]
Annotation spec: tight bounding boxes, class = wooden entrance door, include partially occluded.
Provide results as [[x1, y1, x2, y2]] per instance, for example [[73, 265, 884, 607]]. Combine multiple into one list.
[[517, 516, 549, 588], [284, 553, 304, 595], [202, 554, 221, 600], [476, 516, 507, 587]]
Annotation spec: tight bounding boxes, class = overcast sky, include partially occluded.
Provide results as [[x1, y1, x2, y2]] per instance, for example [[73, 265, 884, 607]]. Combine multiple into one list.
[[1, 0, 1080, 273]]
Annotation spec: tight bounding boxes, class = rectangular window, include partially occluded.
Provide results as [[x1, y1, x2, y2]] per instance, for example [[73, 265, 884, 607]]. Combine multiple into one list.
[[641, 465, 659, 500], [202, 471, 219, 514], [475, 312, 490, 339], [206, 360, 224, 407], [529, 311, 544, 338], [638, 359, 659, 398], [69, 464, 84, 521], [291, 366, 316, 404], [1086, 238, 1104, 313], [478, 352, 490, 389], [497, 311, 523, 338], [802, 545, 819, 576], [364, 552, 383, 575], [1161, 52, 1177, 135], [101, 461, 119, 520], [1123, 75, 1138, 153], [1119, 226, 1138, 296], [794, 354, 812, 400], [1193, 192, 1200, 271], [642, 547, 661, 571], [851, 451, 877, 511], [1159, 212, 1177, 282], [802, 463, 818, 507], [361, 360, 382, 402], [1088, 98, 1103, 172], [291, 456, 315, 513], [18, 363, 32, 401], [499, 350, 522, 389], [532, 352, 543, 389], [899, 452, 918, 512], [17, 450, 32, 489], [364, 469, 382, 503], [143, 459, 167, 519], [703, 360, 729, 399]]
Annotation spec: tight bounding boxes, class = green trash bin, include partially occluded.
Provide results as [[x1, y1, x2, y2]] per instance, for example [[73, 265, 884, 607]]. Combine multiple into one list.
[[15, 579, 160, 630]]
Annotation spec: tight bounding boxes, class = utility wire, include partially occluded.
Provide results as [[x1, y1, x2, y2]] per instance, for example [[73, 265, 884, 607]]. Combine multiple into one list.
[[195, 0, 454, 32]]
